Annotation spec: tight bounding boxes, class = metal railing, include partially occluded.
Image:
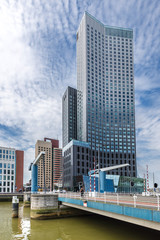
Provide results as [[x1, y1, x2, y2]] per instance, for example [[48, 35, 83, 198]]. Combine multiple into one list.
[[59, 192, 160, 211]]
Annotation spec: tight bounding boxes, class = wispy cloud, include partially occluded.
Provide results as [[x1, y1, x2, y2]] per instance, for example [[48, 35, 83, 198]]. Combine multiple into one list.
[[0, 0, 160, 183]]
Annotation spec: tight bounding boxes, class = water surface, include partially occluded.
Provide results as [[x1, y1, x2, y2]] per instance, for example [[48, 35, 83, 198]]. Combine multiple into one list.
[[0, 202, 159, 240]]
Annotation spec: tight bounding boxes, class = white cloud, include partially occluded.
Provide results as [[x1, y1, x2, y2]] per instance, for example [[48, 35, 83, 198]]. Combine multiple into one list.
[[0, 0, 160, 184]]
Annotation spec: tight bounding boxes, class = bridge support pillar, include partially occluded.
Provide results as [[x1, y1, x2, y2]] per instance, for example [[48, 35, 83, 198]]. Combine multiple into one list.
[[23, 192, 31, 207], [12, 196, 19, 218], [31, 194, 58, 219], [31, 164, 38, 193]]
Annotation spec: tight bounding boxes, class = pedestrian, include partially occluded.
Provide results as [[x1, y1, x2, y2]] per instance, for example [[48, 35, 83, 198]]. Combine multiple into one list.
[[80, 187, 84, 197]]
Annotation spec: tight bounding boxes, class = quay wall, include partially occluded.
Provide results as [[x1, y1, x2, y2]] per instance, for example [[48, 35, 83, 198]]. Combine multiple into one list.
[[0, 193, 23, 202]]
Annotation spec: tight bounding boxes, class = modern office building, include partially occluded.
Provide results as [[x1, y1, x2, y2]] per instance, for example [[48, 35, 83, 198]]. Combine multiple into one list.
[[0, 146, 24, 193], [62, 86, 77, 147], [63, 139, 90, 190], [76, 12, 136, 177], [35, 138, 62, 191]]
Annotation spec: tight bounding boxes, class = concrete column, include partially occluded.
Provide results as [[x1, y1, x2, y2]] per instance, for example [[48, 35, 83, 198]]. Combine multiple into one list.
[[23, 193, 31, 207], [100, 171, 106, 193], [12, 196, 19, 218], [31, 164, 38, 193]]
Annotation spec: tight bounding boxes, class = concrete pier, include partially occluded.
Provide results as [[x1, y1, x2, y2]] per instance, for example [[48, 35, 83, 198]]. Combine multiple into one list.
[[23, 192, 31, 207], [31, 193, 59, 219], [12, 196, 19, 218], [31, 193, 90, 220]]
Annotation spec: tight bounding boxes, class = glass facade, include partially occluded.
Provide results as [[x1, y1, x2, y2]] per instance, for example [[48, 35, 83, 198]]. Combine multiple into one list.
[[77, 12, 136, 177], [62, 86, 77, 147], [0, 147, 15, 193], [117, 176, 144, 193]]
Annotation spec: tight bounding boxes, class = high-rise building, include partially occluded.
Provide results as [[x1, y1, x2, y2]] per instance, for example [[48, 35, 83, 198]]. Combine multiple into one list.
[[0, 146, 24, 193], [76, 12, 136, 177], [62, 86, 77, 147], [35, 139, 52, 190], [53, 148, 62, 187], [35, 138, 62, 191]]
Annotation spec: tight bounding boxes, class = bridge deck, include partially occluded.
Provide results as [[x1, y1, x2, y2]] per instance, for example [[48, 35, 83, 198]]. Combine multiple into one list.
[[58, 193, 160, 231]]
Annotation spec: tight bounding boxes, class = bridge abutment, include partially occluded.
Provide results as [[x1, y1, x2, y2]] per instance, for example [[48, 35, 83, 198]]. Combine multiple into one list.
[[30, 194, 89, 220]]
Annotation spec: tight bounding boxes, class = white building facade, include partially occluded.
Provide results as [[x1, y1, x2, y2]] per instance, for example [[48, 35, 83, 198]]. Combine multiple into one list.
[[0, 147, 16, 193]]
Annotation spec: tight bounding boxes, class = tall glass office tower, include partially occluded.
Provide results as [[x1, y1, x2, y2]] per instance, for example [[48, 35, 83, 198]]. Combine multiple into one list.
[[77, 12, 137, 177], [62, 86, 77, 148]]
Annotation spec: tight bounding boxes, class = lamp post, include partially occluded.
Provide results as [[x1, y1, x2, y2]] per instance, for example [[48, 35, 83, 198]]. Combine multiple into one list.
[[98, 145, 100, 193], [43, 154, 46, 193]]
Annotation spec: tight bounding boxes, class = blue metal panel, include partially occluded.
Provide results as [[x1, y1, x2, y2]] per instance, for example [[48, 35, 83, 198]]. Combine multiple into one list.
[[31, 164, 38, 192], [103, 203, 123, 214], [153, 211, 160, 223], [104, 179, 114, 192], [83, 175, 114, 193], [88, 202, 104, 211], [124, 206, 153, 221], [100, 171, 105, 192], [58, 197, 83, 206], [83, 176, 98, 192], [87, 201, 123, 214]]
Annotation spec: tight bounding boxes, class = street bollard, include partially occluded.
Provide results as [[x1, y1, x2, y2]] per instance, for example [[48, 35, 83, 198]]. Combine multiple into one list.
[[117, 193, 119, 205], [12, 196, 19, 218], [157, 195, 159, 211], [105, 192, 107, 204], [133, 194, 137, 208]]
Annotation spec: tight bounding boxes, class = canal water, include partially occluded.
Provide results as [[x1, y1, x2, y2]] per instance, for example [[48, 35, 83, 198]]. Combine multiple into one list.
[[0, 202, 159, 240]]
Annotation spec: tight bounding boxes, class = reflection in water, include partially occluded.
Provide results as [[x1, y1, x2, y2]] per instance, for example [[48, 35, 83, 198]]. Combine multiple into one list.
[[57, 220, 71, 240], [12, 205, 31, 240], [0, 202, 160, 240]]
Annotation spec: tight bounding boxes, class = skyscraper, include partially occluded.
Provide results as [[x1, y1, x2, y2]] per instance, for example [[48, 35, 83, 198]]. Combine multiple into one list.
[[62, 86, 77, 147], [76, 12, 136, 177]]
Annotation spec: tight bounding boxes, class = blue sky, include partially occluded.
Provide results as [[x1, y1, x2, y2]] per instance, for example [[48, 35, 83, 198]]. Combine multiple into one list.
[[0, 0, 160, 185]]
